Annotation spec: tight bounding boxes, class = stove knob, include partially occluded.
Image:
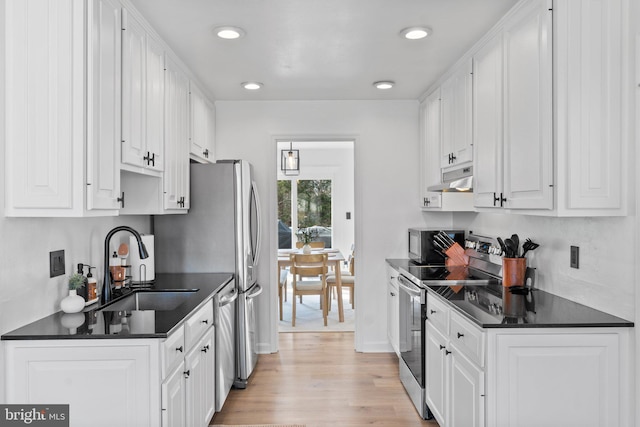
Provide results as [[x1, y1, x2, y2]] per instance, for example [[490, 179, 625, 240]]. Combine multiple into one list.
[[495, 304, 503, 315]]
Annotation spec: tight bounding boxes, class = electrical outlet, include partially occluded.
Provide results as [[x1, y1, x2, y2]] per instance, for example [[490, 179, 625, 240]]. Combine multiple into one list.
[[50, 250, 65, 277], [570, 246, 579, 269]]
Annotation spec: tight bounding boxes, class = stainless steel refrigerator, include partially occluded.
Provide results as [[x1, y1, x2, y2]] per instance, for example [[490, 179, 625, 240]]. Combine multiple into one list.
[[153, 160, 263, 390]]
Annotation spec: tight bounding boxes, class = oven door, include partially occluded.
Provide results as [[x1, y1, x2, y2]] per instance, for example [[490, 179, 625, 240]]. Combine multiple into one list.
[[397, 274, 426, 387]]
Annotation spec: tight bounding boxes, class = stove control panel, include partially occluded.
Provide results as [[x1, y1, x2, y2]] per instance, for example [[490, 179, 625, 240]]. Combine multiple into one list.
[[465, 238, 502, 256]]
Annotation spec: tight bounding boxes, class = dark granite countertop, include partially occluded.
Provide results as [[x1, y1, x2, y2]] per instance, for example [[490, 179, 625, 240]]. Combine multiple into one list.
[[386, 258, 633, 329], [1, 273, 234, 340]]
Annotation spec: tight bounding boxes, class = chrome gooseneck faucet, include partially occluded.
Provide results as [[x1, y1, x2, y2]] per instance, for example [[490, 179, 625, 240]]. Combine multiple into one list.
[[102, 226, 149, 305]]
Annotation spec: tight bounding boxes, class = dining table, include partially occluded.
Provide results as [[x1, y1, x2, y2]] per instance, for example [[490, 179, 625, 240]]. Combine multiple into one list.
[[277, 248, 346, 322]]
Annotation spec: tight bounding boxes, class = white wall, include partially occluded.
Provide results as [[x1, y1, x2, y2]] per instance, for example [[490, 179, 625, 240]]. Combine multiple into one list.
[[216, 100, 430, 352]]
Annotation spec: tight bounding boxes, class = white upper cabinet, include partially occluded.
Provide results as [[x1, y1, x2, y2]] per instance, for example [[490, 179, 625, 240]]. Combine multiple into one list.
[[189, 83, 215, 163], [553, 0, 627, 216], [473, 34, 504, 209], [440, 59, 473, 170], [121, 7, 164, 175], [5, 0, 121, 216], [473, 0, 553, 211], [164, 54, 191, 211], [502, 0, 553, 210]]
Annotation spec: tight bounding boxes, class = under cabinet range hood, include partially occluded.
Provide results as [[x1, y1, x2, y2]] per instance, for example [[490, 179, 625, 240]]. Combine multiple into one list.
[[427, 166, 473, 192]]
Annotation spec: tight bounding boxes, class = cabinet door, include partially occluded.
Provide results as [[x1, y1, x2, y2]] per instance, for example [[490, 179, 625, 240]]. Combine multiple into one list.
[[449, 351, 484, 427], [425, 323, 447, 426], [420, 89, 444, 208], [473, 35, 504, 209], [4, 0, 78, 213], [121, 7, 146, 169], [441, 59, 473, 169], [185, 328, 215, 427], [386, 280, 399, 355], [490, 332, 622, 427], [189, 83, 214, 163], [162, 362, 186, 427], [555, 0, 625, 212], [164, 55, 191, 211], [87, 0, 122, 210], [502, 0, 553, 209], [6, 341, 158, 426], [145, 34, 165, 172]]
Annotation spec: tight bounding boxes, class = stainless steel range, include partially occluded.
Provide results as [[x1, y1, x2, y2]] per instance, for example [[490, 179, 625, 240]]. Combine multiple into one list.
[[396, 233, 504, 419]]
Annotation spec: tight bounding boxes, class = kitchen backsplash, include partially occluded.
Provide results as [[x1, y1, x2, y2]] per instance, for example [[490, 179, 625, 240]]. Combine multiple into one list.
[[453, 212, 635, 321]]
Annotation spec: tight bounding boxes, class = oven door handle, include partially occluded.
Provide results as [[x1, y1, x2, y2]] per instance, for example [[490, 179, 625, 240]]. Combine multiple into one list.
[[397, 275, 423, 298]]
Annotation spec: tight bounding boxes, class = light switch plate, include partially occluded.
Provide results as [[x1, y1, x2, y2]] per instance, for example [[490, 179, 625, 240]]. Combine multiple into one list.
[[50, 250, 65, 277]]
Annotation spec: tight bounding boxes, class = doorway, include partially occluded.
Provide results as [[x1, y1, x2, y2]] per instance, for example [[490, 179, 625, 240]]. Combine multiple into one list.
[[275, 140, 355, 333]]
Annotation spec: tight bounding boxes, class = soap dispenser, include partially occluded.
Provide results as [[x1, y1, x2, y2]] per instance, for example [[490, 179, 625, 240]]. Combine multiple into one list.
[[85, 266, 98, 305], [109, 251, 125, 287]]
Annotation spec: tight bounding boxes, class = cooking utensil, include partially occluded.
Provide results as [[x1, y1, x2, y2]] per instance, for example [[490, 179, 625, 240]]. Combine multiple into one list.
[[497, 237, 507, 256], [521, 238, 540, 257], [504, 238, 517, 258], [510, 234, 520, 257]]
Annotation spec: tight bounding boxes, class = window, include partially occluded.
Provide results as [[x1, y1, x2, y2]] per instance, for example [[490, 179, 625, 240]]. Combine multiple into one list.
[[278, 179, 332, 249]]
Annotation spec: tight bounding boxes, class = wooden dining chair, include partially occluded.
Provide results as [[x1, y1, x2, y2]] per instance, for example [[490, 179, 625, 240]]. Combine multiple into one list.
[[295, 241, 325, 249], [278, 268, 288, 321], [289, 253, 329, 326], [327, 252, 355, 310]]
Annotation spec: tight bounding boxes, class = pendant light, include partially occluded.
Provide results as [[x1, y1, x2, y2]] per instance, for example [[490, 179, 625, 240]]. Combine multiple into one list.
[[281, 142, 300, 176]]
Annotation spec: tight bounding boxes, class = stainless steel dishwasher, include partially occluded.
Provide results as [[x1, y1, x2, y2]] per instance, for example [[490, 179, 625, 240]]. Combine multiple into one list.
[[214, 279, 238, 412]]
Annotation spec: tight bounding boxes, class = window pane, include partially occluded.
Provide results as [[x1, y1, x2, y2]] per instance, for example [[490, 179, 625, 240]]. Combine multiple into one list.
[[277, 180, 292, 249], [297, 179, 332, 248]]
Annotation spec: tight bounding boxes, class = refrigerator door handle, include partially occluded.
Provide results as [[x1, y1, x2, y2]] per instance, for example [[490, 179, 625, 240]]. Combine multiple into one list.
[[246, 283, 263, 299], [251, 180, 262, 266], [219, 287, 239, 307]]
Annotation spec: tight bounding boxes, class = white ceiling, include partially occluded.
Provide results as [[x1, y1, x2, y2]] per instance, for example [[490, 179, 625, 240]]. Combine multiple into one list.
[[129, 0, 519, 101]]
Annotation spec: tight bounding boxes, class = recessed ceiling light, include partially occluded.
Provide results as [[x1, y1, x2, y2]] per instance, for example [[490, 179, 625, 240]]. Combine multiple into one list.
[[373, 81, 395, 90], [400, 27, 432, 40], [215, 26, 245, 40], [242, 82, 263, 90]]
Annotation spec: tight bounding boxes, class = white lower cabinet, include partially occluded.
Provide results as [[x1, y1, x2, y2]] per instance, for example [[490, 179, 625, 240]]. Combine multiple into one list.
[[184, 328, 216, 427], [162, 362, 186, 427], [4, 300, 218, 427], [486, 329, 631, 427], [425, 303, 485, 427], [424, 291, 632, 427], [4, 339, 161, 427], [386, 264, 400, 355]]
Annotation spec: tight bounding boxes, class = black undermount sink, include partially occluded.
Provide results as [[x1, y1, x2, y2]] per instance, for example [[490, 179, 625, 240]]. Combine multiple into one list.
[[98, 289, 199, 312]]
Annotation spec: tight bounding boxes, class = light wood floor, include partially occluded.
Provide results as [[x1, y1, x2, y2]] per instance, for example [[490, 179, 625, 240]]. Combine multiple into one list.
[[211, 332, 439, 427]]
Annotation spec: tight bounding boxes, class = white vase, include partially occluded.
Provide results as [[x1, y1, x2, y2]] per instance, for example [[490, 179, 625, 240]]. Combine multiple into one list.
[[302, 244, 312, 254], [61, 289, 85, 314]]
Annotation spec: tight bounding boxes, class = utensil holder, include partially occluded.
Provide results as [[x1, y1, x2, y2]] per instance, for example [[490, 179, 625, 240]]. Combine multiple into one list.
[[502, 257, 526, 287]]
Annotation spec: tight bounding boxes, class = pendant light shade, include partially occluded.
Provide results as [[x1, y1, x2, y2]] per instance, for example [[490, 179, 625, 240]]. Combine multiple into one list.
[[281, 142, 300, 176]]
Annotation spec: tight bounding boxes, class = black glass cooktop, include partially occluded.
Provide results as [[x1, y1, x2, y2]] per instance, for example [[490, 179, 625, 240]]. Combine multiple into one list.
[[400, 263, 499, 285]]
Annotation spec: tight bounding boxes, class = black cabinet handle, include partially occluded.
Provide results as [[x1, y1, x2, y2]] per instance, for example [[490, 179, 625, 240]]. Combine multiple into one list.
[[183, 370, 190, 378], [201, 344, 210, 353], [493, 192, 500, 206], [203, 149, 209, 158], [176, 346, 183, 353], [445, 350, 452, 355], [457, 332, 464, 339], [201, 319, 209, 325], [439, 345, 446, 350], [117, 192, 125, 208], [430, 309, 436, 315], [143, 152, 156, 166]]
